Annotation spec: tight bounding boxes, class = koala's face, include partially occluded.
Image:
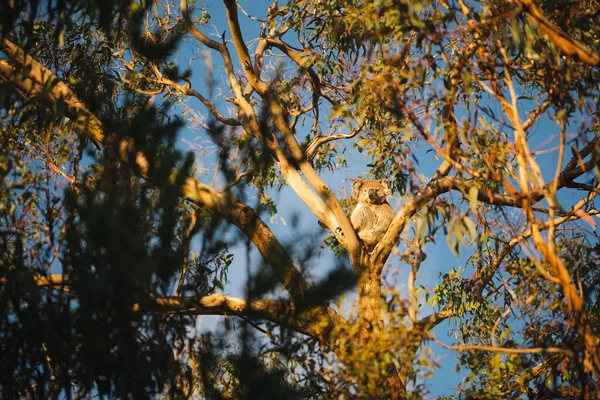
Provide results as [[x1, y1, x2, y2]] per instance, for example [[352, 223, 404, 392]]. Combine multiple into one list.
[[353, 179, 391, 205]]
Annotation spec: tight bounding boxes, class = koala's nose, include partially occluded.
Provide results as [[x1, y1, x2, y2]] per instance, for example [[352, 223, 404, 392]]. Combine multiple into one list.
[[368, 189, 377, 199]]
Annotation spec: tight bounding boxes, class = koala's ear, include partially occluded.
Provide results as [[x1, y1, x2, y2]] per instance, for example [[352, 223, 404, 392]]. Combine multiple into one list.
[[352, 179, 363, 196], [380, 179, 392, 196]]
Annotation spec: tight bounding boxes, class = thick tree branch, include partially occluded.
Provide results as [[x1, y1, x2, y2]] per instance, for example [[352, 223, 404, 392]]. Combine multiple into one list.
[[218, 0, 361, 263], [372, 175, 455, 271], [26, 275, 72, 289], [22, 275, 336, 339], [270, 93, 362, 265], [0, 38, 103, 147], [0, 37, 311, 301], [223, 0, 268, 95], [149, 294, 336, 338], [372, 137, 599, 272], [519, 0, 600, 66], [159, 291, 351, 362]]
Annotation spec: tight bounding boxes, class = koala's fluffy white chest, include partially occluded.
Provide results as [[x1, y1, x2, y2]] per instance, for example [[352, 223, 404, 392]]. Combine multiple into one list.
[[353, 202, 363, 213]]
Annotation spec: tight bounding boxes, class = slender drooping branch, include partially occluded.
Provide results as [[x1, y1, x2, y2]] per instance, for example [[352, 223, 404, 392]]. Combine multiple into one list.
[[265, 37, 324, 123], [435, 339, 575, 357], [305, 123, 364, 162], [167, 82, 240, 126]]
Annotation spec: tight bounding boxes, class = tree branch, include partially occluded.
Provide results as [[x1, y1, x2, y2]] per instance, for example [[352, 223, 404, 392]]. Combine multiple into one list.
[[144, 63, 241, 126], [219, 0, 361, 264], [223, 0, 268, 95], [372, 175, 456, 271], [265, 37, 322, 124], [0, 38, 103, 147], [434, 338, 575, 357], [19, 274, 337, 340], [519, 0, 600, 66], [305, 123, 364, 162], [372, 138, 599, 273], [417, 193, 600, 330], [0, 37, 311, 301], [149, 294, 331, 338], [181, 0, 247, 101]]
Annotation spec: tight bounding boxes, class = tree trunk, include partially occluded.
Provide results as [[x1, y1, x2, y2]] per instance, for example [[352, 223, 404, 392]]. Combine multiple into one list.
[[357, 257, 406, 398], [358, 266, 382, 330]]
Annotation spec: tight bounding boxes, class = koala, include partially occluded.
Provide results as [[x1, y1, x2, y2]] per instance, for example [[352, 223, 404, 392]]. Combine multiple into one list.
[[350, 178, 396, 249]]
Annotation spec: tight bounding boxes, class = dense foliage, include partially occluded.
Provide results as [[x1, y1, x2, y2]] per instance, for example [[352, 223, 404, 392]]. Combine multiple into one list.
[[1, 0, 599, 398]]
